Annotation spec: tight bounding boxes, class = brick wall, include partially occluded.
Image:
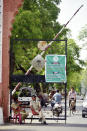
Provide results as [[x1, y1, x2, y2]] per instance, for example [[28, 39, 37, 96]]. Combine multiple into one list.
[[0, 0, 24, 122]]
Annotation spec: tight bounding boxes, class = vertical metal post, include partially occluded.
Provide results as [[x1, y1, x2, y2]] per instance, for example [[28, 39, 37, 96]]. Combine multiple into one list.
[[65, 82, 67, 124], [10, 88, 12, 115], [65, 40, 67, 124]]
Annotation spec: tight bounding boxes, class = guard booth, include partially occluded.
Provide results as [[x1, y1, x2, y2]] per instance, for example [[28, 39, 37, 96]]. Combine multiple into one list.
[[10, 39, 67, 123]]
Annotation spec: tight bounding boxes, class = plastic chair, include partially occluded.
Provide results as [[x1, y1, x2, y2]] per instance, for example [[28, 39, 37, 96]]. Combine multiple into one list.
[[12, 107, 22, 124], [30, 108, 39, 124]]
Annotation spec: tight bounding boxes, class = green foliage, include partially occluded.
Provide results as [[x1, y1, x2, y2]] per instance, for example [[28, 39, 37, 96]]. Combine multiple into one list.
[[78, 24, 87, 49], [11, 0, 66, 75], [67, 72, 82, 92], [81, 69, 87, 90], [12, 10, 42, 39], [66, 39, 85, 90], [78, 24, 87, 40], [67, 39, 82, 73], [10, 0, 85, 92]]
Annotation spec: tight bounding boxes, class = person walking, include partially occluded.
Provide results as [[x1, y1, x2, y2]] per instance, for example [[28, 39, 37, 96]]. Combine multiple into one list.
[[68, 87, 76, 110]]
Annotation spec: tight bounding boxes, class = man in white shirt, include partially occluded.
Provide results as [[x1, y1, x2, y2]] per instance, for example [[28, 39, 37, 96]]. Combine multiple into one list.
[[30, 95, 47, 125]]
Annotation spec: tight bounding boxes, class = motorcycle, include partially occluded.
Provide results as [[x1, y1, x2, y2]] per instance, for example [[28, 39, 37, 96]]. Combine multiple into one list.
[[52, 103, 62, 117]]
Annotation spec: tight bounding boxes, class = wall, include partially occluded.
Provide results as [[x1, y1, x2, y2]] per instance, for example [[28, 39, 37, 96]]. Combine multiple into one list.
[[0, 0, 24, 122]]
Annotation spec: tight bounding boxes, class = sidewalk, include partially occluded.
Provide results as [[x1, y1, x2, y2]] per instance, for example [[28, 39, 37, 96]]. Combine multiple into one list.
[[0, 114, 87, 131]]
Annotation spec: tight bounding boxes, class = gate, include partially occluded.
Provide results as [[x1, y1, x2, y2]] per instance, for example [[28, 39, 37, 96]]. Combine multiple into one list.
[[10, 38, 67, 123]]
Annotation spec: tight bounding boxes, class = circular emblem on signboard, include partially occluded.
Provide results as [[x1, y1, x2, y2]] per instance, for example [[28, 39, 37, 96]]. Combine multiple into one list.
[[53, 56, 58, 62]]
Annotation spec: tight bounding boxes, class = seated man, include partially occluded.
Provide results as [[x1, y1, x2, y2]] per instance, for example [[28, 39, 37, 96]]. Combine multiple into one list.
[[30, 95, 47, 125]]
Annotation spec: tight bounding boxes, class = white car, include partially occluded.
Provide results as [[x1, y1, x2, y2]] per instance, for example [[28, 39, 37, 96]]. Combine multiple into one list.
[[82, 94, 87, 118]]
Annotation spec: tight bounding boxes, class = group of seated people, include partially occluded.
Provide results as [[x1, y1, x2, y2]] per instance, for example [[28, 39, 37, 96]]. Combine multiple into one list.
[[11, 87, 76, 124], [11, 94, 47, 124], [11, 89, 63, 124]]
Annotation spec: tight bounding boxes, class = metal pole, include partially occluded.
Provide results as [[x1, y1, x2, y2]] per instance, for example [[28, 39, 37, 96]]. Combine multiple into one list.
[[12, 5, 83, 95], [64, 40, 67, 124]]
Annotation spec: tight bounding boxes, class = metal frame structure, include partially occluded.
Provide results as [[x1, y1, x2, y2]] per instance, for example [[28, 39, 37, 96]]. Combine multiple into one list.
[[10, 38, 67, 124]]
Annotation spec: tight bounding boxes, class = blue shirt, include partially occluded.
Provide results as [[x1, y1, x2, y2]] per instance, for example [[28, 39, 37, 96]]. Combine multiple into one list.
[[53, 92, 62, 103]]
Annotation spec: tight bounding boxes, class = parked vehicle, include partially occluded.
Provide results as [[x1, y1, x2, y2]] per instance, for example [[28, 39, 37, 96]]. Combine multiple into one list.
[[18, 87, 35, 106], [82, 94, 87, 118]]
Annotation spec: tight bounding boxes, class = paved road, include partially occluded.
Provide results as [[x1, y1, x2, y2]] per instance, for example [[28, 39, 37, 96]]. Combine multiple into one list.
[[0, 99, 87, 131]]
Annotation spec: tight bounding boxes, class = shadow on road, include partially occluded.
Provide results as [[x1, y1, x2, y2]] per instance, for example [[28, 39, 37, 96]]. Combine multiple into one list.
[[1, 122, 87, 128], [24, 123, 87, 128]]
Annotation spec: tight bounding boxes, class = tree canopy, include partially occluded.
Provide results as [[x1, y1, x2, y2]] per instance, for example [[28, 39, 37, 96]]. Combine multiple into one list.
[[78, 24, 87, 41], [10, 0, 85, 92], [78, 24, 87, 94]]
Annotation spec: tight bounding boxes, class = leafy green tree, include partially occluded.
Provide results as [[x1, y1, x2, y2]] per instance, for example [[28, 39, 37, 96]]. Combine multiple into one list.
[[10, 0, 85, 93], [78, 24, 87, 50], [11, 0, 68, 75], [80, 69, 87, 95], [78, 24, 87, 41], [67, 71, 82, 92], [66, 39, 85, 89]]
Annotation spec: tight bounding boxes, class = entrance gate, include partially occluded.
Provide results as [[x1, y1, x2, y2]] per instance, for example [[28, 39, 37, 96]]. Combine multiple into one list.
[[10, 39, 67, 123]]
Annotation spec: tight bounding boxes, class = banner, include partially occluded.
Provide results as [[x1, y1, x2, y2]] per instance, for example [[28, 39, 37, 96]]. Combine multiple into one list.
[[45, 55, 66, 83]]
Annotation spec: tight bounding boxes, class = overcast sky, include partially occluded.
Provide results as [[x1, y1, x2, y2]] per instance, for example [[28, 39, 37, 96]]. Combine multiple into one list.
[[58, 0, 87, 60], [58, 0, 87, 40]]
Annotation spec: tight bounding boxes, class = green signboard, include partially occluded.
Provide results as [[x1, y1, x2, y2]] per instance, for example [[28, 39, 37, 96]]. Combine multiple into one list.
[[45, 55, 66, 83]]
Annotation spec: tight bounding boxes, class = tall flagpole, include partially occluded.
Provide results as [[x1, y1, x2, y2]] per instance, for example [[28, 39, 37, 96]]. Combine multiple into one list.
[[12, 5, 84, 95]]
